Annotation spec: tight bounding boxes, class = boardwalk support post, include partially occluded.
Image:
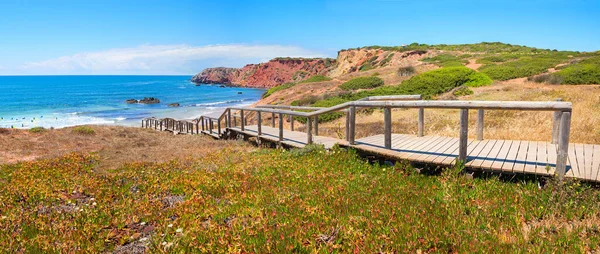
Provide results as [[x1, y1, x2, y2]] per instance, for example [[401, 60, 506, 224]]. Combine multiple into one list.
[[279, 113, 284, 143], [384, 106, 392, 149], [458, 109, 469, 163], [314, 116, 319, 136], [556, 111, 571, 180], [477, 109, 484, 141], [227, 109, 232, 128], [349, 106, 356, 145], [272, 112, 275, 127], [418, 108, 424, 137], [209, 120, 213, 134], [257, 111, 262, 135], [307, 117, 313, 144], [240, 110, 245, 131], [217, 119, 221, 136], [552, 98, 563, 144], [345, 111, 350, 141], [290, 115, 294, 131]]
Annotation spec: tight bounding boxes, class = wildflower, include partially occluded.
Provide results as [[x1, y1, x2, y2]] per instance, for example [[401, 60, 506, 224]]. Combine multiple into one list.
[[1, 216, 7, 220], [90, 198, 95, 201], [162, 242, 167, 246], [139, 237, 148, 242], [92, 202, 97, 206], [140, 222, 146, 226], [79, 208, 84, 212], [176, 228, 183, 233], [167, 224, 173, 228]]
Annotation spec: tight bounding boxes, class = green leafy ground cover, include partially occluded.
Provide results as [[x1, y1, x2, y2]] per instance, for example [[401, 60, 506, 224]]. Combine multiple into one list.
[[262, 82, 296, 98], [553, 56, 600, 84], [2, 147, 600, 252], [339, 77, 384, 90]]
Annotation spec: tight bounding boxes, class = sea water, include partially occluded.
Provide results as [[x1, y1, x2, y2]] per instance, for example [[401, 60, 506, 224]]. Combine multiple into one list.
[[0, 76, 265, 129]]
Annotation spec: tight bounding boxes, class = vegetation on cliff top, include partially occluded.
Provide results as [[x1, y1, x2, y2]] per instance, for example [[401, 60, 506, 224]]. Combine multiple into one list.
[[262, 82, 296, 98], [299, 75, 332, 83], [339, 76, 384, 90], [2, 144, 600, 252]]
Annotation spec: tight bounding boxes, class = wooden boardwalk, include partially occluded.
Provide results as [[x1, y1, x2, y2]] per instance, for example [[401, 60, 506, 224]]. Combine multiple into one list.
[[229, 125, 347, 149], [228, 127, 600, 182]]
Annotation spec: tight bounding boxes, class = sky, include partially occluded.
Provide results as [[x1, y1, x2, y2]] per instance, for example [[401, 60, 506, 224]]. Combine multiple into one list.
[[0, 0, 598, 75]]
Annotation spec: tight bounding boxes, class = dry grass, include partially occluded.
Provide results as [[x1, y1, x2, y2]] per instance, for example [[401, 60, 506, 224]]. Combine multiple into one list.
[[0, 125, 251, 168], [315, 80, 600, 144]]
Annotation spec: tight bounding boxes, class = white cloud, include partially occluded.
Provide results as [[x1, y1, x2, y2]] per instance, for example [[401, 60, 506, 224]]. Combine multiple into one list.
[[15, 44, 328, 75]]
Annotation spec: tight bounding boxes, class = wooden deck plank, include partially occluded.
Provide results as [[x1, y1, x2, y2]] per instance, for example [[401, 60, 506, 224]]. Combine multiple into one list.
[[465, 140, 490, 167], [480, 140, 506, 170], [523, 141, 538, 174], [594, 145, 600, 182], [391, 134, 417, 149], [535, 142, 550, 176], [567, 143, 578, 178], [501, 140, 521, 173], [442, 139, 480, 165], [574, 144, 586, 179], [430, 139, 461, 165], [584, 144, 595, 181], [415, 137, 453, 163], [468, 140, 497, 168], [546, 143, 558, 176], [491, 140, 513, 171], [514, 140, 530, 174]]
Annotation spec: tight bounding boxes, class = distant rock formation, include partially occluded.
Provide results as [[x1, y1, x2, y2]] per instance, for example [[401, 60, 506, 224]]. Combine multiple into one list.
[[168, 103, 180, 107], [125, 97, 160, 104], [191, 48, 432, 89]]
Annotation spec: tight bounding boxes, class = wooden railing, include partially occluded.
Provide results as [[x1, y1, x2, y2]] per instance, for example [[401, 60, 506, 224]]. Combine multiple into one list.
[[142, 95, 573, 179]]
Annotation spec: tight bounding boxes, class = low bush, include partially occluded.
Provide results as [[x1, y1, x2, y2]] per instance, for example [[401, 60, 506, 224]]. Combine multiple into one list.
[[339, 77, 384, 90], [422, 54, 468, 67], [527, 73, 563, 85], [72, 126, 95, 135], [479, 56, 566, 80], [397, 66, 416, 77], [463, 72, 493, 87], [29, 127, 46, 133], [553, 56, 600, 84], [262, 82, 295, 98], [299, 75, 332, 83], [453, 86, 474, 96]]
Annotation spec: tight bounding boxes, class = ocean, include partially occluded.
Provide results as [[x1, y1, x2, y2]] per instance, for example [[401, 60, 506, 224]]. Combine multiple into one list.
[[0, 76, 265, 129]]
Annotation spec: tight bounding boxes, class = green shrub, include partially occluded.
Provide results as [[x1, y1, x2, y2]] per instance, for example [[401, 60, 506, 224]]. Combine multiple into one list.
[[422, 54, 467, 67], [299, 75, 332, 83], [476, 54, 521, 64], [262, 82, 295, 98], [291, 95, 320, 106], [397, 66, 416, 77], [371, 72, 380, 76], [463, 72, 493, 87], [72, 126, 95, 135], [359, 62, 374, 71], [453, 86, 474, 96], [553, 56, 600, 84], [339, 77, 384, 90], [289, 144, 326, 157], [29, 127, 46, 133], [479, 56, 566, 80], [527, 74, 563, 85], [304, 66, 493, 123]]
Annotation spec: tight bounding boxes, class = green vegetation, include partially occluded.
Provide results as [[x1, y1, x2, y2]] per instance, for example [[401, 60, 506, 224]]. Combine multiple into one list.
[[339, 76, 384, 90], [299, 75, 332, 83], [72, 126, 95, 135], [453, 86, 474, 96], [300, 67, 492, 122], [357, 42, 576, 54], [476, 54, 521, 64], [3, 147, 600, 252], [28, 127, 46, 133], [527, 74, 563, 85], [553, 56, 600, 84], [422, 54, 468, 67], [262, 82, 296, 98], [479, 56, 567, 80]]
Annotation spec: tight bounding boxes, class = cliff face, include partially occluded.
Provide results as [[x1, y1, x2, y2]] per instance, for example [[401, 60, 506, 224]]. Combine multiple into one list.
[[191, 58, 335, 88], [191, 48, 431, 88]]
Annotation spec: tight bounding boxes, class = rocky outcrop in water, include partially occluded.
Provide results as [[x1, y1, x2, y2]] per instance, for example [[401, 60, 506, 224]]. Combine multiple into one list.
[[125, 97, 160, 104]]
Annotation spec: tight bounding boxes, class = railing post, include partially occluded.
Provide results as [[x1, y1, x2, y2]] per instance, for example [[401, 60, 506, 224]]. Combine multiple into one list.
[[556, 111, 571, 180], [257, 111, 262, 135], [477, 109, 484, 141], [240, 110, 245, 131], [384, 106, 392, 149], [196, 121, 199, 134], [217, 119, 221, 136], [227, 109, 232, 128], [345, 111, 350, 141], [233, 115, 237, 127], [306, 117, 313, 144], [201, 118, 205, 131], [290, 115, 294, 131], [458, 109, 469, 163], [552, 98, 563, 144], [272, 112, 275, 127], [279, 113, 284, 142], [209, 120, 213, 134], [418, 108, 424, 137], [160, 121, 163, 131], [314, 116, 319, 136], [349, 106, 356, 145], [141, 119, 144, 128]]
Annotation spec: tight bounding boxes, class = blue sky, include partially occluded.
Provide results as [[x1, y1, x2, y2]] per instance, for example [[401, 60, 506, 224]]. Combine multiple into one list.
[[0, 0, 598, 75]]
